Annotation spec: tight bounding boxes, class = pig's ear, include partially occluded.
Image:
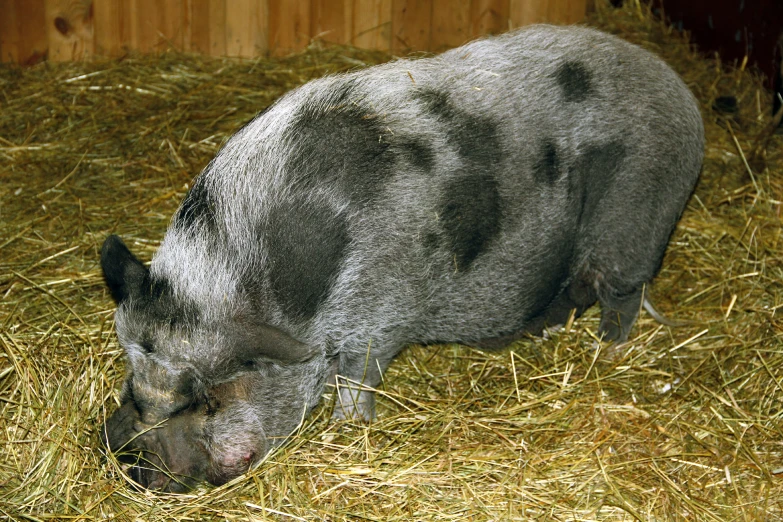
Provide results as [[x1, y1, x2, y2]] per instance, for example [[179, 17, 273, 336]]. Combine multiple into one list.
[[236, 320, 321, 364], [258, 323, 321, 363], [101, 235, 149, 304]]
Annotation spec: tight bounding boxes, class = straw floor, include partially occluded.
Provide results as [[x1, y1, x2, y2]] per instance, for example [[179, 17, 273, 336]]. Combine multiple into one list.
[[1, 1, 781, 520]]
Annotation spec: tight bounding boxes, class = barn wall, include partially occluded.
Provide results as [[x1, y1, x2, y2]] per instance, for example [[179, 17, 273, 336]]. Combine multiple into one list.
[[0, 0, 587, 63]]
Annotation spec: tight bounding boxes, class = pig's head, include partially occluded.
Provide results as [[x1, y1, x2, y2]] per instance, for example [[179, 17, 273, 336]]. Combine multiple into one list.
[[99, 235, 330, 491]]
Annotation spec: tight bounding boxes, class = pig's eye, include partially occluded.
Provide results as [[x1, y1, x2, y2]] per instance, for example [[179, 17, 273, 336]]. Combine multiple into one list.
[[140, 341, 154, 354], [205, 394, 220, 415], [242, 359, 256, 370]]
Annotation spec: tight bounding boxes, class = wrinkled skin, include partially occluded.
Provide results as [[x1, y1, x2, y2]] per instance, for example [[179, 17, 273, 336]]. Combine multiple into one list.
[[100, 25, 704, 491], [104, 402, 210, 492], [101, 320, 333, 490], [100, 236, 332, 490]]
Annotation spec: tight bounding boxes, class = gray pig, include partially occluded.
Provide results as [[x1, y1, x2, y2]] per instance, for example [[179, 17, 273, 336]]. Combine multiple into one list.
[[100, 24, 704, 491]]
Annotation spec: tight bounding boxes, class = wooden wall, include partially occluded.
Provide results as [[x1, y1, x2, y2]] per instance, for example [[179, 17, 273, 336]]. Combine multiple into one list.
[[0, 0, 587, 64]]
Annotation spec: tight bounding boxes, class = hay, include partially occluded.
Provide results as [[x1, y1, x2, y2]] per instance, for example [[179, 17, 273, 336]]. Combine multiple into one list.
[[1, 1, 781, 519]]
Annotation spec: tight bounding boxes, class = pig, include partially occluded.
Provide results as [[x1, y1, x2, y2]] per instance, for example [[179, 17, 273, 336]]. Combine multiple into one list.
[[100, 24, 704, 491]]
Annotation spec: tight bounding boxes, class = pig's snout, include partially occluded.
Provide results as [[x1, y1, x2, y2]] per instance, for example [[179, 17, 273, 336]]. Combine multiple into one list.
[[102, 402, 211, 492]]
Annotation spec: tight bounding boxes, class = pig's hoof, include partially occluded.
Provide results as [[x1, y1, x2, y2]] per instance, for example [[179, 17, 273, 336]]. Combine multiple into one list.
[[592, 339, 632, 361], [542, 324, 563, 340], [332, 386, 375, 422]]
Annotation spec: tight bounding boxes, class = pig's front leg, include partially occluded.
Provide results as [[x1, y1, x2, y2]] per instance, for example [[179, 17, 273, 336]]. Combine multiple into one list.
[[331, 346, 398, 422]]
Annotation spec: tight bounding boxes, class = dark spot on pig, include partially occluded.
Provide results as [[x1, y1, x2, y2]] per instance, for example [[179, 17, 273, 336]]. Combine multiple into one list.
[[439, 173, 502, 270], [265, 196, 350, 319], [554, 61, 593, 103], [534, 139, 560, 184], [569, 141, 627, 224], [173, 174, 216, 232], [416, 88, 502, 169], [396, 138, 435, 173], [101, 236, 199, 325], [137, 274, 200, 328], [416, 87, 450, 115], [286, 84, 394, 206], [422, 231, 440, 256]]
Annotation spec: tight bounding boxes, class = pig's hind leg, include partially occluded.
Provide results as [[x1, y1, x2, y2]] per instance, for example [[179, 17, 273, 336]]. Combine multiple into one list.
[[573, 156, 686, 345], [540, 275, 598, 333], [581, 211, 678, 345], [596, 287, 644, 343]]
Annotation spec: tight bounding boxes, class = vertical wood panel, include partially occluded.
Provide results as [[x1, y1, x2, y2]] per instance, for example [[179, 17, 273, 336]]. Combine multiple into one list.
[[431, 0, 470, 51], [566, 0, 587, 24], [509, 0, 547, 27], [161, 0, 184, 49], [45, 0, 94, 61], [186, 0, 228, 57], [470, 0, 509, 38], [225, 0, 267, 57], [17, 0, 48, 63], [311, 0, 347, 45], [352, 0, 392, 51], [185, 0, 209, 53], [135, 0, 158, 52], [0, 0, 48, 63], [0, 0, 20, 62], [268, 0, 310, 55], [134, 0, 184, 52], [1, 0, 587, 63], [391, 0, 431, 53], [93, 0, 128, 56], [208, 0, 227, 56], [510, 0, 584, 27], [547, 0, 570, 24]]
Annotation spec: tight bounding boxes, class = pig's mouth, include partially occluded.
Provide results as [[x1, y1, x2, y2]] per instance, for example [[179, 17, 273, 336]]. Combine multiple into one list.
[[117, 448, 204, 492], [102, 401, 223, 492]]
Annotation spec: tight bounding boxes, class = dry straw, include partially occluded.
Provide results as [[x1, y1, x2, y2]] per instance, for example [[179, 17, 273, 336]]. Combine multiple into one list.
[[1, 1, 781, 520]]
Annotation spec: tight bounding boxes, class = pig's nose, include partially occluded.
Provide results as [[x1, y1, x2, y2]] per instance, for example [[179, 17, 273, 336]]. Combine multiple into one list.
[[124, 449, 169, 491], [145, 470, 170, 491], [128, 463, 146, 487]]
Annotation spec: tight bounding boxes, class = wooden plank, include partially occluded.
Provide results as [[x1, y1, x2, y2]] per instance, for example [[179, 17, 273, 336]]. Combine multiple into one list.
[[352, 0, 392, 51], [93, 0, 134, 57], [542, 0, 586, 25], [470, 0, 509, 38], [226, 0, 267, 57], [0, 0, 19, 62], [134, 0, 157, 52], [134, 0, 183, 52], [509, 0, 548, 27], [208, 0, 227, 56], [268, 0, 310, 55], [509, 0, 584, 27], [1, 0, 48, 64], [160, 0, 184, 50], [391, 0, 431, 53], [547, 0, 568, 24], [566, 0, 587, 23], [45, 0, 94, 62], [185, 0, 212, 54], [3, 0, 583, 64], [430, 0, 470, 51], [311, 0, 347, 45]]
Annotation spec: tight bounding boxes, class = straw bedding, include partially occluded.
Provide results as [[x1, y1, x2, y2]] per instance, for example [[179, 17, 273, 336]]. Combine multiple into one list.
[[1, 1, 781, 520]]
